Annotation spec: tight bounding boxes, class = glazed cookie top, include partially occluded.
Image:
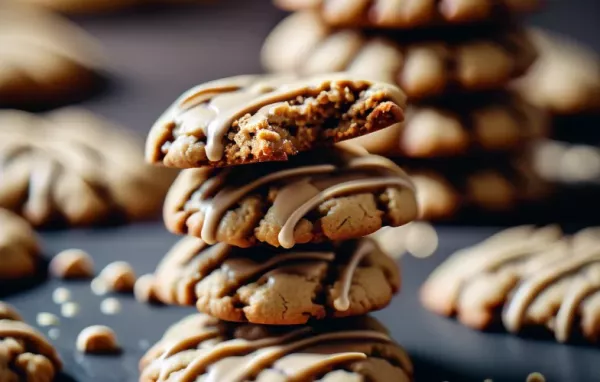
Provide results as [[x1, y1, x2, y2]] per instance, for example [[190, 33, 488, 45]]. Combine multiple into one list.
[[0, 108, 175, 226], [139, 313, 413, 382], [146, 74, 406, 168], [421, 226, 600, 343], [273, 0, 539, 29], [0, 302, 62, 381], [262, 13, 536, 100], [152, 236, 400, 324], [164, 145, 417, 248], [0, 209, 40, 280]]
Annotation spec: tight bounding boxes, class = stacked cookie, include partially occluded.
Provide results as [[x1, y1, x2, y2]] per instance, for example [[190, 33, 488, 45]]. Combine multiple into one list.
[[141, 75, 418, 380], [262, 0, 549, 220]]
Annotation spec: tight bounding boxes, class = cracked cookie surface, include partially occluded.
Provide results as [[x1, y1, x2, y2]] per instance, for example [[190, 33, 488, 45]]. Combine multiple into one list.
[[164, 145, 417, 248], [0, 209, 40, 280], [140, 313, 413, 381], [152, 236, 400, 324], [146, 74, 406, 168]]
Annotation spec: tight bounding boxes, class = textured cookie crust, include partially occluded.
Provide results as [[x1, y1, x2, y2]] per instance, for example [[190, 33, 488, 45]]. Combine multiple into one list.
[[262, 12, 536, 100], [421, 226, 600, 343], [146, 74, 406, 168], [153, 236, 400, 324], [0, 108, 175, 227], [349, 94, 548, 158], [0, 4, 103, 107], [0, 209, 40, 280], [0, 302, 62, 381], [140, 313, 413, 381], [164, 146, 417, 248], [274, 0, 539, 29]]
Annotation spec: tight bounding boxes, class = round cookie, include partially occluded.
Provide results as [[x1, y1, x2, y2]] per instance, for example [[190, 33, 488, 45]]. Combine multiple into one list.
[[152, 236, 400, 324], [163, 145, 417, 248], [421, 226, 600, 343], [262, 12, 536, 100], [0, 108, 176, 227], [0, 209, 40, 280], [146, 74, 406, 168], [349, 93, 548, 158], [0, 302, 62, 381], [273, 0, 539, 29], [0, 4, 103, 108], [140, 313, 413, 381]]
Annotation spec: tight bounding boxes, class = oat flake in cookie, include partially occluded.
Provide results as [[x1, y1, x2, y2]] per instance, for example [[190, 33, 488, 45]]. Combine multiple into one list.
[[152, 236, 400, 324], [0, 302, 62, 381], [164, 145, 417, 248], [421, 225, 600, 343], [139, 313, 413, 381], [0, 108, 175, 226], [146, 74, 406, 168], [0, 209, 40, 280]]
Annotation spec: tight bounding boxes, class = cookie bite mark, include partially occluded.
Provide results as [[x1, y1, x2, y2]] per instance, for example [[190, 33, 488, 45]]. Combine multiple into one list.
[[152, 237, 400, 324], [146, 75, 406, 168], [139, 314, 413, 382]]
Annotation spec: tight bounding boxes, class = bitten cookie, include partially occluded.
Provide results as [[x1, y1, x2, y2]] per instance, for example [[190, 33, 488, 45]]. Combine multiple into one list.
[[0, 108, 175, 227], [0, 4, 103, 107], [274, 0, 539, 29], [0, 209, 40, 280], [164, 145, 417, 248], [139, 313, 413, 381], [0, 302, 62, 381], [349, 93, 548, 158], [513, 28, 600, 114], [421, 226, 600, 343], [152, 236, 400, 324], [146, 74, 406, 168], [262, 12, 536, 100]]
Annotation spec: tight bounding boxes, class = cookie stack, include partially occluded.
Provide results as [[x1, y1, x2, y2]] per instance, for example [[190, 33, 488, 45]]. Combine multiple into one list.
[[140, 75, 418, 380], [262, 0, 549, 221]]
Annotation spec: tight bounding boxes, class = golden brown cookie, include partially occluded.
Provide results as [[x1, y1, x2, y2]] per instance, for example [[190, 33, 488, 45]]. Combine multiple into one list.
[[274, 0, 539, 29], [262, 12, 536, 100], [0, 302, 62, 381], [0, 108, 175, 227], [513, 28, 600, 114], [349, 93, 548, 158], [152, 236, 400, 324], [146, 74, 406, 168], [164, 145, 417, 248], [0, 4, 103, 107], [140, 313, 413, 381], [0, 209, 40, 280], [421, 226, 600, 343]]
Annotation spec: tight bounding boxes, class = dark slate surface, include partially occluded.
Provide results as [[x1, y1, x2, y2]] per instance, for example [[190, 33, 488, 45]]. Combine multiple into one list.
[[3, 1, 600, 381]]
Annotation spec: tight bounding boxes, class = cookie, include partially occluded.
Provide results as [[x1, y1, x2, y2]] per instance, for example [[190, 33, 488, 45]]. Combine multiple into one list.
[[164, 145, 417, 248], [0, 302, 62, 381], [274, 0, 539, 29], [533, 140, 600, 184], [146, 74, 406, 168], [421, 226, 600, 343], [139, 313, 413, 381], [0, 108, 175, 227], [512, 29, 600, 114], [0, 4, 103, 107], [262, 12, 536, 100], [0, 209, 40, 280], [152, 236, 400, 324], [349, 93, 548, 158]]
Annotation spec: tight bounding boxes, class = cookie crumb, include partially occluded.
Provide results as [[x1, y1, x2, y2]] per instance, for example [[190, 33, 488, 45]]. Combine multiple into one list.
[[76, 325, 120, 354], [48, 328, 60, 340], [98, 261, 136, 293], [37, 312, 59, 327], [91, 277, 109, 296], [61, 302, 80, 318], [405, 222, 438, 258], [50, 249, 95, 279], [52, 287, 72, 304], [100, 298, 121, 315], [526, 372, 546, 382], [134, 274, 157, 303]]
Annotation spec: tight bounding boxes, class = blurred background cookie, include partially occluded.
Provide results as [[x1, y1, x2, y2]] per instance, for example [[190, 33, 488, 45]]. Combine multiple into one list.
[[0, 209, 40, 280]]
